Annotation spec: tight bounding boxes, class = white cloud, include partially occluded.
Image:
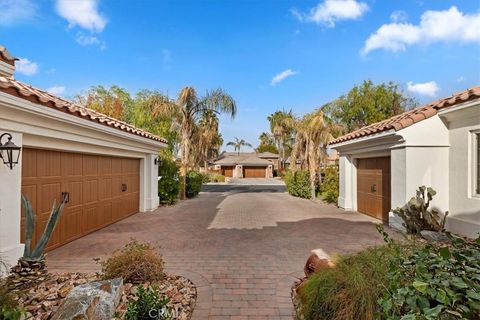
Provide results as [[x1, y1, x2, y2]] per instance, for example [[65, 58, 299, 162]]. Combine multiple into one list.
[[15, 58, 38, 76], [0, 0, 37, 25], [76, 33, 100, 46], [46, 86, 66, 96], [292, 0, 368, 27], [407, 81, 440, 97], [363, 6, 480, 54], [55, 0, 107, 32], [271, 69, 298, 86], [457, 76, 465, 83], [390, 10, 408, 23]]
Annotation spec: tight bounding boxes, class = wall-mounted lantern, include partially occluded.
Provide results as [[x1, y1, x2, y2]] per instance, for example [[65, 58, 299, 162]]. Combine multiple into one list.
[[154, 156, 162, 166], [0, 133, 21, 170]]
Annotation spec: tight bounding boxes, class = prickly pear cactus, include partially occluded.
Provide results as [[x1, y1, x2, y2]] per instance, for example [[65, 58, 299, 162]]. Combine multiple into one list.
[[392, 186, 448, 234]]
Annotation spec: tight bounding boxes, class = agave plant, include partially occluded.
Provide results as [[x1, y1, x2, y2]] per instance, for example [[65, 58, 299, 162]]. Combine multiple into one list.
[[21, 195, 67, 261]]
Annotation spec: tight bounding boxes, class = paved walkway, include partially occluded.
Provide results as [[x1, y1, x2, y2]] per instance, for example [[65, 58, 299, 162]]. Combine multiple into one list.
[[47, 184, 386, 319]]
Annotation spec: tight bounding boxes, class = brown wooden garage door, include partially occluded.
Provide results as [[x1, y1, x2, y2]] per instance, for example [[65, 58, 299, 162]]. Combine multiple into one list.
[[222, 166, 234, 177], [243, 166, 266, 178], [357, 157, 391, 222], [21, 148, 140, 251]]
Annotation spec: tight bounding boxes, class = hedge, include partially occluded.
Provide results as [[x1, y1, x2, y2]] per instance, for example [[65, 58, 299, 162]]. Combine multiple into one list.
[[285, 170, 312, 199], [185, 171, 203, 198]]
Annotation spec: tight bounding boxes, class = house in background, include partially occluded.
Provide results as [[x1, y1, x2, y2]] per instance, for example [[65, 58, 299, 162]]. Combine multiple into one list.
[[213, 152, 275, 178], [0, 47, 166, 267], [330, 86, 480, 238]]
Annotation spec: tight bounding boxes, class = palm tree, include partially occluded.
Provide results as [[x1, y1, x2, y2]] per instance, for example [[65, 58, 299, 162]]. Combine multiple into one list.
[[289, 109, 333, 199], [153, 87, 236, 198], [267, 109, 294, 164], [226, 137, 253, 156], [197, 110, 223, 170]]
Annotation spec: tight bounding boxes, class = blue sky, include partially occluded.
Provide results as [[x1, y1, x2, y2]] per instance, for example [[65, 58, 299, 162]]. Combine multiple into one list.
[[1, 0, 479, 151]]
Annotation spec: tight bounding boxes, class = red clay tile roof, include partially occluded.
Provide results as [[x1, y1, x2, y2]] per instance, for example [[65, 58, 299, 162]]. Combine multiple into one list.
[[330, 86, 480, 145], [0, 76, 168, 144], [0, 47, 17, 66]]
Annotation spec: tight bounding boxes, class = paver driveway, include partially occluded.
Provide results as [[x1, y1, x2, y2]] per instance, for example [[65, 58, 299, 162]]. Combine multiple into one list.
[[47, 184, 387, 319]]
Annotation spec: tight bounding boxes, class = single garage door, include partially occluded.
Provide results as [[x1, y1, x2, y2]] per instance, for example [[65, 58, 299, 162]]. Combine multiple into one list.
[[222, 166, 234, 177], [243, 166, 266, 178], [357, 157, 391, 222], [21, 148, 140, 251]]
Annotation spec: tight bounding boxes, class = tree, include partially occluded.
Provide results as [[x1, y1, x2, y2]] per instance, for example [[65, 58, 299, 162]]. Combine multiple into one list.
[[289, 109, 333, 199], [256, 144, 278, 154], [226, 137, 253, 156], [267, 109, 295, 160], [195, 110, 223, 170], [322, 80, 417, 132], [74, 85, 133, 121], [153, 87, 236, 199]]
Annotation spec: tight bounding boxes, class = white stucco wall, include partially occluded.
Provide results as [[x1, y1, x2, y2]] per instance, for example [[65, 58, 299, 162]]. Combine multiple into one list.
[[441, 102, 480, 238], [0, 93, 166, 270], [0, 131, 24, 274]]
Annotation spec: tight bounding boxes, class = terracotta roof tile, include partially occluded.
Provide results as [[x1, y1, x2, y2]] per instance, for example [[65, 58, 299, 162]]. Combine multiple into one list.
[[0, 76, 167, 144], [330, 86, 480, 145]]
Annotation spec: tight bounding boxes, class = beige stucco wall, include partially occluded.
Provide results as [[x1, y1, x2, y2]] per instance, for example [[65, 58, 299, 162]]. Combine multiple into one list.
[[0, 93, 166, 270]]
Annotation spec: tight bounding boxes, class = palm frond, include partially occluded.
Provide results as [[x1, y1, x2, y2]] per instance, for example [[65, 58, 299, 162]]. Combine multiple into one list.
[[198, 88, 237, 119]]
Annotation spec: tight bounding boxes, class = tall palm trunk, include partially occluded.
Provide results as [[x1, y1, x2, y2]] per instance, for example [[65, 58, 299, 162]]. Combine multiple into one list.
[[179, 123, 192, 199], [307, 139, 317, 200]]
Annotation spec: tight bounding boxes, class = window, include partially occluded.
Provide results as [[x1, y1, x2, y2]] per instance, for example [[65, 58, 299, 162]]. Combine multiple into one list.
[[476, 133, 480, 195]]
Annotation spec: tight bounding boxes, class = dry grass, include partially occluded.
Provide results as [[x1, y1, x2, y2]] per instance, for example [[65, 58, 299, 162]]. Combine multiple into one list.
[[297, 245, 398, 320], [99, 240, 165, 284]]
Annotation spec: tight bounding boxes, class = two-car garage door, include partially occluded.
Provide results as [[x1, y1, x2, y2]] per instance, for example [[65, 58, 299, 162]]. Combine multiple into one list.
[[21, 148, 140, 251]]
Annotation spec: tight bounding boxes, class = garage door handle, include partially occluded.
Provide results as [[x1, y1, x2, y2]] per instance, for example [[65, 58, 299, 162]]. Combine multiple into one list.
[[121, 184, 127, 192], [61, 192, 70, 203], [371, 184, 377, 192]]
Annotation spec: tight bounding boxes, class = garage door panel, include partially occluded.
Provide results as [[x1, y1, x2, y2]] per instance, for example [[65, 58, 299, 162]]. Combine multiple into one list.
[[21, 148, 140, 252], [61, 153, 83, 177], [37, 150, 62, 178], [243, 166, 266, 178]]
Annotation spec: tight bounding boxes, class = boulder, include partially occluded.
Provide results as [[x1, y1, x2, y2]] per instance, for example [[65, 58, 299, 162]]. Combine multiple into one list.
[[51, 278, 123, 320], [420, 230, 451, 244], [304, 249, 335, 277]]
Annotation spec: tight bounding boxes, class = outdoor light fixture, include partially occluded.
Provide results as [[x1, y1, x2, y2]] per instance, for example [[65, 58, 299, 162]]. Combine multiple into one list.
[[0, 133, 21, 170], [154, 156, 162, 166]]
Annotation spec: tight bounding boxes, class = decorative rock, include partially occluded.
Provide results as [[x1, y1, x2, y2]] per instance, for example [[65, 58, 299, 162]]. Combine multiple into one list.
[[304, 249, 335, 277], [51, 278, 123, 320], [420, 230, 451, 244]]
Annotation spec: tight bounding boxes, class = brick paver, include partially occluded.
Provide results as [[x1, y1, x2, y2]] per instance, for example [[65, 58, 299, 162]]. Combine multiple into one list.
[[47, 184, 386, 319]]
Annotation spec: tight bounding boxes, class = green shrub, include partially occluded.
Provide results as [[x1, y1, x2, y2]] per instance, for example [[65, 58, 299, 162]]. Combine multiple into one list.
[[158, 156, 179, 204], [320, 165, 339, 204], [0, 284, 23, 320], [125, 285, 171, 320], [285, 170, 311, 199], [379, 235, 480, 320], [185, 171, 203, 198], [298, 243, 406, 320], [204, 173, 225, 183], [99, 240, 165, 284]]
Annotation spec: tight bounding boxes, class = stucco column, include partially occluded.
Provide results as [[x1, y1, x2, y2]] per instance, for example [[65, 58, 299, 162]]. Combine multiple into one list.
[[0, 131, 24, 271], [338, 155, 354, 209], [139, 153, 159, 212]]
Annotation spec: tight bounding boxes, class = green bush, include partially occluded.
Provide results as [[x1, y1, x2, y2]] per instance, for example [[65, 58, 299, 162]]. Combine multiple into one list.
[[125, 285, 170, 320], [204, 173, 225, 183], [285, 170, 311, 199], [185, 171, 203, 198], [158, 156, 179, 204], [0, 284, 23, 320], [320, 165, 339, 204], [379, 235, 480, 320]]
